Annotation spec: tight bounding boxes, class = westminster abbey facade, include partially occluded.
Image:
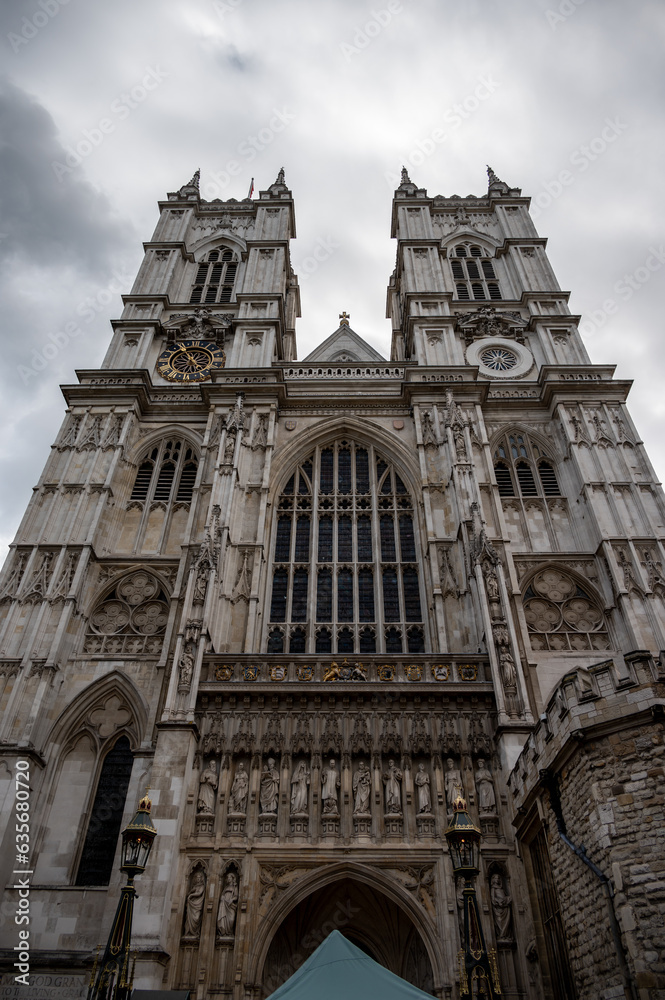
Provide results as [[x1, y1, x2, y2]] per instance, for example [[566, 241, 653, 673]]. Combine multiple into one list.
[[0, 166, 663, 1000]]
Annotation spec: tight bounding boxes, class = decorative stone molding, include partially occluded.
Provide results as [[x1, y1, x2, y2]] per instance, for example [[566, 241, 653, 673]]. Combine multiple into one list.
[[466, 337, 534, 380], [456, 306, 527, 345], [284, 366, 404, 379]]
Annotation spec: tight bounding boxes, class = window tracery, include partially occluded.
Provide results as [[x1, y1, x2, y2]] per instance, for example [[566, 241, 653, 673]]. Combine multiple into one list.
[[523, 568, 609, 652], [130, 438, 198, 507], [83, 570, 170, 656], [450, 243, 501, 301], [493, 432, 560, 499], [267, 441, 425, 654], [189, 248, 238, 304], [75, 734, 133, 886]]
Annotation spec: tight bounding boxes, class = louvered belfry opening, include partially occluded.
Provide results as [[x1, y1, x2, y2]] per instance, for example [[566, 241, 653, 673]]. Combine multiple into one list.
[[451, 243, 501, 301], [493, 433, 560, 499], [130, 439, 198, 505], [267, 441, 425, 655], [189, 247, 238, 304]]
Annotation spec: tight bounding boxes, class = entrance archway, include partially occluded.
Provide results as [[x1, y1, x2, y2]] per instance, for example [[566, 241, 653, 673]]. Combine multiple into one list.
[[261, 877, 435, 995]]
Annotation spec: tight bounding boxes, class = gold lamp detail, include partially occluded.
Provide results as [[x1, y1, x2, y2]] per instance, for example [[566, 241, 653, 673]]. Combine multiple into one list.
[[445, 797, 501, 998]]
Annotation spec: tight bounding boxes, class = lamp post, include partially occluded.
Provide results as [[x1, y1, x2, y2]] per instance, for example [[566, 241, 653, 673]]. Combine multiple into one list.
[[445, 796, 501, 998], [87, 792, 157, 1000]]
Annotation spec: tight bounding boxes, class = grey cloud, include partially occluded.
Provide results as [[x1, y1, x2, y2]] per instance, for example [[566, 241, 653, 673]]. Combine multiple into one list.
[[0, 77, 131, 272], [0, 0, 664, 552]]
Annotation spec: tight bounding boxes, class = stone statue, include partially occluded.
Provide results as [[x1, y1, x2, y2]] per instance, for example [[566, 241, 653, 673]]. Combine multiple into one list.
[[490, 873, 514, 943], [193, 563, 209, 605], [499, 648, 517, 690], [415, 763, 432, 814], [229, 762, 249, 814], [454, 427, 467, 461], [484, 567, 499, 604], [217, 870, 239, 937], [178, 643, 194, 691], [352, 760, 371, 815], [290, 760, 310, 814], [197, 761, 218, 814], [321, 759, 340, 814], [260, 758, 280, 814], [183, 868, 206, 938], [382, 759, 403, 814], [444, 758, 464, 810], [475, 759, 496, 813], [224, 431, 236, 465]]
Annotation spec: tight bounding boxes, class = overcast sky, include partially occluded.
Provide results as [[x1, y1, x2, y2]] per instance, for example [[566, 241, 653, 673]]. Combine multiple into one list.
[[1, 0, 664, 556]]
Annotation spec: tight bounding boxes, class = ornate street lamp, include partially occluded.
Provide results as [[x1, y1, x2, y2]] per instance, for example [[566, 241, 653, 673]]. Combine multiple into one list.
[[87, 792, 157, 1000], [445, 796, 502, 998]]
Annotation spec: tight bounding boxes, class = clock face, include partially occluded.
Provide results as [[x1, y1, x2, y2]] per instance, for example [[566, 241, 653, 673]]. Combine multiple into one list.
[[157, 340, 226, 382]]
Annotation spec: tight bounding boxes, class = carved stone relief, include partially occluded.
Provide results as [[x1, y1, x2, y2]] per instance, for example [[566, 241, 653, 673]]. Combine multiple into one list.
[[183, 865, 206, 940]]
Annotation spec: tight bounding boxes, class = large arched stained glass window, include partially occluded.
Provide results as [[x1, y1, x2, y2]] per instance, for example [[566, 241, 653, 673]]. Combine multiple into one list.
[[267, 441, 425, 655], [76, 735, 133, 886]]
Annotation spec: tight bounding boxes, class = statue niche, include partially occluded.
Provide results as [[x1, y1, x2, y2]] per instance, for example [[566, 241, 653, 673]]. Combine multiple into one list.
[[217, 864, 240, 941], [258, 756, 280, 837], [227, 759, 250, 836], [196, 758, 218, 834], [290, 758, 311, 836], [183, 864, 206, 941]]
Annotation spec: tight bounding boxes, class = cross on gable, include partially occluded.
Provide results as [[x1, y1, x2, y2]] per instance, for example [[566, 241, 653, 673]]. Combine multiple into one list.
[[339, 311, 350, 326]]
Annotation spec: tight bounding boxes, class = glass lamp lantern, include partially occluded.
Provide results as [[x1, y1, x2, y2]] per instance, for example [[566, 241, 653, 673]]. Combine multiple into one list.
[[445, 796, 481, 878], [88, 793, 158, 1000], [444, 796, 502, 997], [120, 793, 157, 880]]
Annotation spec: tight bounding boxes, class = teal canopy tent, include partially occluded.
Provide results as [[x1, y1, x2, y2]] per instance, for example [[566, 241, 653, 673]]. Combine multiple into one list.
[[266, 930, 435, 1000]]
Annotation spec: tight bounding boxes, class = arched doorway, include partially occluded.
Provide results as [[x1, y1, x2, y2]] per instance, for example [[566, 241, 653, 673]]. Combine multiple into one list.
[[261, 878, 435, 996]]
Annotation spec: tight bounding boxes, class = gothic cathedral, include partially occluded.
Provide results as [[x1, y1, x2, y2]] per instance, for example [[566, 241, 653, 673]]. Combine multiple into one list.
[[0, 166, 663, 1000]]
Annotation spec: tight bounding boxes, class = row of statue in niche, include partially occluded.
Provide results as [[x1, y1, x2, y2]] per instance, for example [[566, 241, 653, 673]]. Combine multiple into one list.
[[181, 863, 514, 949], [183, 865, 238, 942], [196, 755, 497, 819]]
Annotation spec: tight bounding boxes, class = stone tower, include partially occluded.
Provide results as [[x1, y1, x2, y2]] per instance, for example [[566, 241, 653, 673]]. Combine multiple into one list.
[[0, 166, 663, 1000]]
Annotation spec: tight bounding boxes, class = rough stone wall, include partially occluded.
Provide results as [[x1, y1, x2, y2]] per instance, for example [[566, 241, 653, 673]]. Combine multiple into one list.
[[510, 658, 665, 1000]]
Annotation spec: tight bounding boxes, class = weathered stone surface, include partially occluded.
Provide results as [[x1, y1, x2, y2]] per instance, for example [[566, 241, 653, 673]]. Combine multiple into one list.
[[2, 170, 665, 1000], [510, 659, 665, 998]]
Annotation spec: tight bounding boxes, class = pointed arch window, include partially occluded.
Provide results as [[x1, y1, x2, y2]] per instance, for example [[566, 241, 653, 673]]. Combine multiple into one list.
[[267, 441, 425, 654], [190, 248, 238, 304], [451, 243, 501, 301], [75, 735, 133, 886], [130, 439, 198, 505], [493, 433, 560, 498]]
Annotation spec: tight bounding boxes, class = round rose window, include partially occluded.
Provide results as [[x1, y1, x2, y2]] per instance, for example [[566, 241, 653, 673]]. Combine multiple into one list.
[[479, 347, 518, 372]]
